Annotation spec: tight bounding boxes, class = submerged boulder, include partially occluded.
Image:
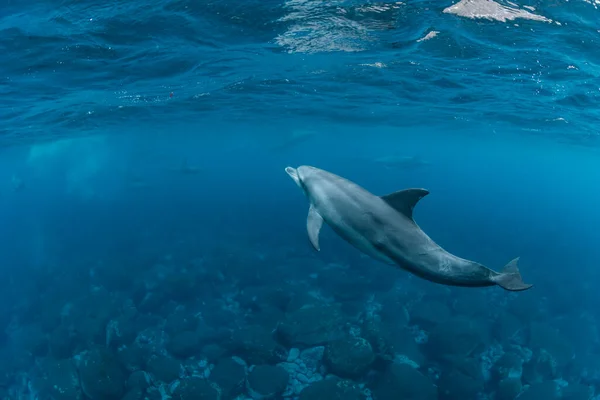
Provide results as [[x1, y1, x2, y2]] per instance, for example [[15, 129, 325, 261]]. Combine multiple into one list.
[[562, 383, 594, 400], [230, 324, 287, 365], [127, 370, 150, 393], [411, 300, 451, 329], [171, 377, 219, 400], [146, 354, 181, 383], [493, 352, 524, 381], [31, 359, 82, 400], [426, 316, 489, 360], [324, 336, 375, 379], [496, 378, 522, 400], [168, 330, 202, 359], [372, 363, 437, 400], [276, 304, 346, 348], [516, 381, 560, 400], [437, 369, 484, 400], [247, 365, 289, 399], [210, 357, 246, 398], [299, 377, 364, 400], [78, 348, 127, 399]]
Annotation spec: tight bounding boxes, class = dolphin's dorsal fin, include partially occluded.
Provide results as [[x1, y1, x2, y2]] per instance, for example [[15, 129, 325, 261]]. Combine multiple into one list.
[[381, 188, 429, 221], [307, 205, 323, 251]]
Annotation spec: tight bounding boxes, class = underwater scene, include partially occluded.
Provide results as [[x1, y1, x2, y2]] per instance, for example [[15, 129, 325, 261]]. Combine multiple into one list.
[[2, 0, 600, 399]]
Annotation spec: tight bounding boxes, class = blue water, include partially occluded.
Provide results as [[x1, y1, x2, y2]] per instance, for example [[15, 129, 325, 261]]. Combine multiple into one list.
[[1, 0, 600, 399]]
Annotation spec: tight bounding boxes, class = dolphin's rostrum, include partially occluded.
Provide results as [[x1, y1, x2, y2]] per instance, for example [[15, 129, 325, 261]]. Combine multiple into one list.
[[285, 165, 532, 292]]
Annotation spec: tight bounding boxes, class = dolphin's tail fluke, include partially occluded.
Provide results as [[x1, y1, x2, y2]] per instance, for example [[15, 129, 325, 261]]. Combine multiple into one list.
[[492, 257, 533, 291]]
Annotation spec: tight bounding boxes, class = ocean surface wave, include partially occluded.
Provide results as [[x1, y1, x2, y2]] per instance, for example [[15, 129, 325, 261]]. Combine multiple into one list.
[[1, 0, 599, 145]]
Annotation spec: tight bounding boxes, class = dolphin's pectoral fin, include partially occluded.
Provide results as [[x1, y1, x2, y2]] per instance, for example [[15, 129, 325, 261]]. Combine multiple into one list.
[[307, 205, 323, 251], [381, 188, 430, 221]]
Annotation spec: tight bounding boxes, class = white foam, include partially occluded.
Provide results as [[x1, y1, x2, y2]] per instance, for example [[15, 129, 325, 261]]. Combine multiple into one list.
[[275, 0, 405, 53], [417, 31, 439, 42], [443, 0, 552, 23]]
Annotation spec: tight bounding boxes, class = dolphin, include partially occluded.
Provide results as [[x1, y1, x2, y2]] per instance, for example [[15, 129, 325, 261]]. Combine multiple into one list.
[[372, 155, 431, 171], [169, 158, 202, 175], [285, 165, 532, 291], [270, 130, 317, 152], [11, 175, 25, 192]]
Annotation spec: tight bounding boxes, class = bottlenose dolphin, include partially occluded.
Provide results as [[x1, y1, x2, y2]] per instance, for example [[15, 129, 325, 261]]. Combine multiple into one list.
[[11, 175, 25, 192], [169, 158, 202, 175], [270, 130, 317, 152], [372, 155, 431, 171], [285, 165, 532, 291]]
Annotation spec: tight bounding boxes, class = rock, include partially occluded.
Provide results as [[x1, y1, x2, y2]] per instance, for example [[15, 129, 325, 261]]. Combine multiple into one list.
[[127, 370, 150, 392], [210, 357, 246, 398], [247, 365, 289, 399], [299, 377, 364, 400], [516, 381, 559, 400], [451, 356, 484, 381], [493, 352, 524, 381], [106, 317, 138, 349], [30, 359, 82, 400], [164, 309, 199, 335], [426, 316, 489, 360], [286, 291, 322, 313], [528, 322, 574, 367], [237, 285, 293, 313], [65, 288, 119, 346], [496, 378, 522, 400], [79, 348, 127, 399], [171, 377, 219, 400], [136, 290, 167, 314], [39, 302, 62, 333], [522, 349, 558, 383], [387, 327, 425, 367], [9, 324, 48, 357], [168, 330, 202, 359], [121, 389, 143, 400], [361, 318, 424, 367], [556, 315, 599, 357], [324, 336, 375, 379], [340, 300, 364, 317], [276, 304, 346, 348], [508, 291, 544, 322], [562, 383, 594, 400], [377, 292, 410, 329], [95, 263, 135, 292], [493, 312, 522, 343], [199, 300, 239, 329], [117, 343, 150, 372], [300, 346, 325, 371], [564, 352, 600, 386], [437, 369, 484, 399], [411, 301, 451, 329], [372, 363, 437, 400], [135, 327, 169, 356], [146, 355, 181, 383], [317, 268, 371, 303], [451, 291, 490, 317], [287, 348, 300, 362], [162, 270, 201, 302], [201, 343, 226, 362], [246, 305, 285, 331], [230, 325, 287, 365], [48, 325, 76, 359]]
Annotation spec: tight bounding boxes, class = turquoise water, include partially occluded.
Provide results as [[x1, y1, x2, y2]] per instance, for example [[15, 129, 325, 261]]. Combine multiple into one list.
[[1, 1, 600, 399]]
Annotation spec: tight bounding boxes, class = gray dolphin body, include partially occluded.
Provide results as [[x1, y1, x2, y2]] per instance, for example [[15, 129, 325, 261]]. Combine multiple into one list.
[[285, 165, 532, 291]]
